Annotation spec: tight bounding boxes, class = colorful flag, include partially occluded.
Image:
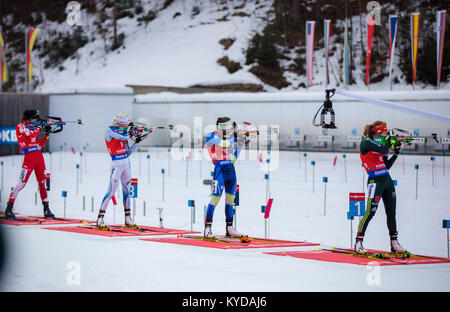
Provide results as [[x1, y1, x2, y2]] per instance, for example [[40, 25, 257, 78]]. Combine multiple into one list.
[[342, 19, 350, 87], [436, 10, 446, 86], [388, 15, 398, 88], [26, 28, 40, 84], [0, 28, 9, 83], [366, 16, 375, 85], [324, 19, 331, 87], [410, 13, 420, 84], [306, 21, 315, 86]]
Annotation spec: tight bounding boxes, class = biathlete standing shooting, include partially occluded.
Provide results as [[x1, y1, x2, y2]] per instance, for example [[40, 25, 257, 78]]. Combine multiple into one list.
[[4, 109, 55, 219], [203, 117, 258, 238], [96, 113, 149, 229], [355, 121, 407, 255]]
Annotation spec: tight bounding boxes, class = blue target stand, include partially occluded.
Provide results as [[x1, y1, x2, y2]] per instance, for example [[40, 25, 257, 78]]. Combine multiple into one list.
[[130, 178, 138, 221], [444, 220, 450, 259], [188, 200, 195, 230], [62, 191, 68, 218], [348, 193, 366, 248]]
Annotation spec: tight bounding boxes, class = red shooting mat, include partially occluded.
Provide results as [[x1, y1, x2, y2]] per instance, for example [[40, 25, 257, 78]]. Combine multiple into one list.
[[0, 214, 91, 226], [141, 235, 319, 250], [44, 225, 199, 237], [264, 249, 450, 266]]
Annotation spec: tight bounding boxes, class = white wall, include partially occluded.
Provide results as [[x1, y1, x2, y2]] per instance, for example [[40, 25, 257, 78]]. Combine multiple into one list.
[[47, 89, 450, 153], [48, 91, 134, 152], [134, 90, 450, 149]]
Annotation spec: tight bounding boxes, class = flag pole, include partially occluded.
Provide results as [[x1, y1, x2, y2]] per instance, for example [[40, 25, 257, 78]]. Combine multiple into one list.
[[0, 25, 2, 93], [25, 28, 28, 93]]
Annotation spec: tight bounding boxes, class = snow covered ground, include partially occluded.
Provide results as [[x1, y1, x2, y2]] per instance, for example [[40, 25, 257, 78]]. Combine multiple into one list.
[[0, 148, 449, 291]]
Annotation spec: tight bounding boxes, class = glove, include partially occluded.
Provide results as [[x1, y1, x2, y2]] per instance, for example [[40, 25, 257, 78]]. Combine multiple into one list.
[[39, 123, 51, 135], [388, 136, 400, 149], [43, 125, 52, 135], [135, 135, 142, 143], [393, 141, 401, 154]]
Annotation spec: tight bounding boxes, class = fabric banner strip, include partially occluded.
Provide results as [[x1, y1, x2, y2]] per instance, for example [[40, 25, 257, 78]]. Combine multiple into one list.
[[335, 88, 450, 124]]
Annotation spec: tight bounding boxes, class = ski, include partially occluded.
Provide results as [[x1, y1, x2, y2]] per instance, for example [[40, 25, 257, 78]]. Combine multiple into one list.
[[321, 247, 407, 264], [377, 251, 450, 262], [182, 235, 249, 245], [117, 225, 165, 233], [226, 235, 299, 244], [0, 215, 43, 223], [77, 224, 129, 233]]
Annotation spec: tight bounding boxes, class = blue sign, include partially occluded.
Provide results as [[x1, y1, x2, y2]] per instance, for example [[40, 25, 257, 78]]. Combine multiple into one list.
[[0, 127, 18, 145], [130, 178, 138, 198], [348, 193, 365, 220], [294, 128, 301, 135], [443, 220, 450, 229], [413, 129, 420, 137], [351, 128, 357, 136]]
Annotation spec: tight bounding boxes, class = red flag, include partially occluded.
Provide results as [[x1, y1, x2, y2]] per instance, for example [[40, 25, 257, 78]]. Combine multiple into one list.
[[71, 147, 75, 154], [112, 195, 117, 206]]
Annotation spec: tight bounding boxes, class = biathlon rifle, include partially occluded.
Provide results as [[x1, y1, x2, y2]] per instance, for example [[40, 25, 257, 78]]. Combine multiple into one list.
[[235, 121, 259, 144], [29, 116, 83, 134], [389, 128, 439, 146], [128, 122, 174, 142]]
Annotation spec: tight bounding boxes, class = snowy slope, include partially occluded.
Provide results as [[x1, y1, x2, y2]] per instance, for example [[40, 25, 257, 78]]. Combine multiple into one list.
[[39, 0, 274, 93], [33, 0, 449, 93], [0, 149, 449, 291]]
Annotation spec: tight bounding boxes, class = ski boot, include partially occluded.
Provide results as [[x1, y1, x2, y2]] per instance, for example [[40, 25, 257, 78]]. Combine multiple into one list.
[[225, 221, 249, 243], [4, 202, 14, 219], [124, 211, 138, 229], [43, 202, 55, 219], [204, 221, 213, 238], [390, 233, 409, 258], [96, 211, 107, 229], [354, 235, 367, 254]]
